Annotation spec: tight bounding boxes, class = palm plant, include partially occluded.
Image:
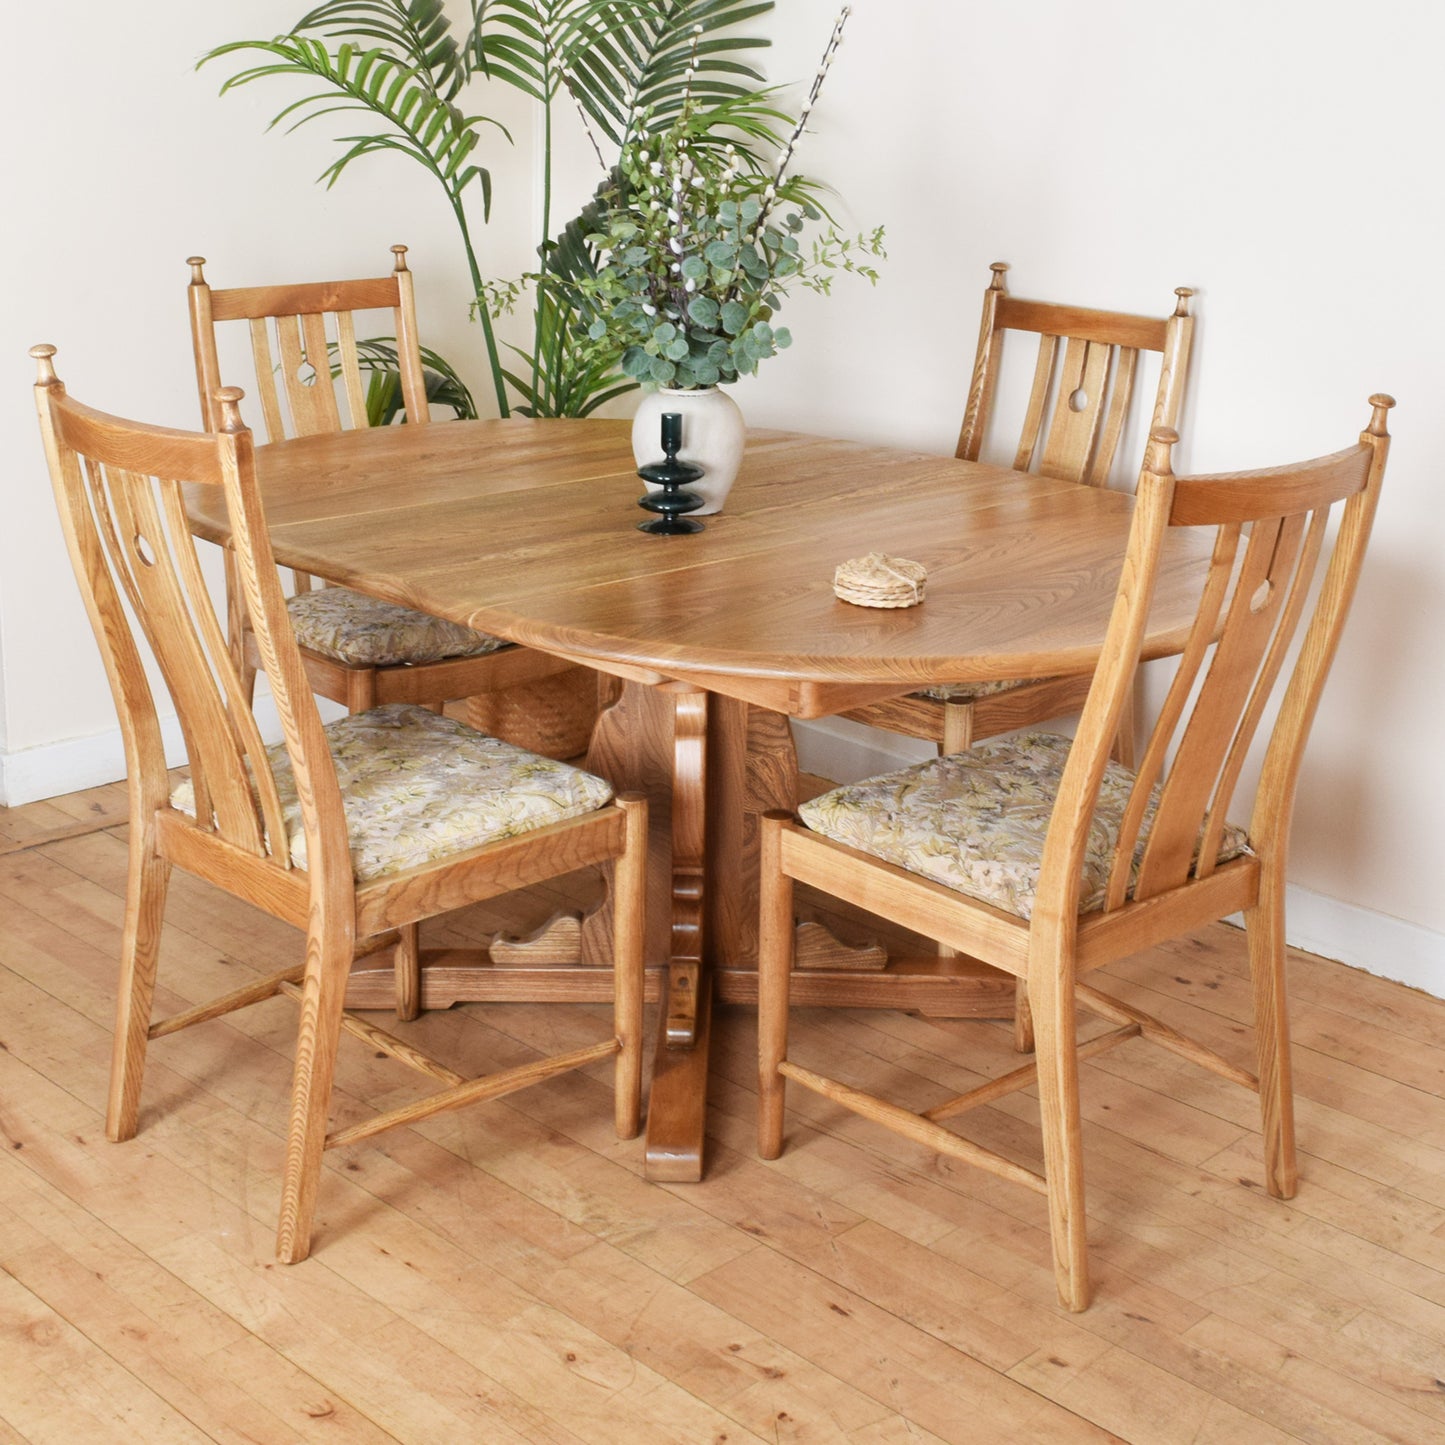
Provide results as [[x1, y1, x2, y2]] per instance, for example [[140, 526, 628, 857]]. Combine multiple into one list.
[[202, 0, 790, 418], [350, 338, 480, 423]]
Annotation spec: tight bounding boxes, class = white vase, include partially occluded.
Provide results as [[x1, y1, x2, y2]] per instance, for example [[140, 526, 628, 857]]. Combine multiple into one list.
[[631, 385, 746, 516]]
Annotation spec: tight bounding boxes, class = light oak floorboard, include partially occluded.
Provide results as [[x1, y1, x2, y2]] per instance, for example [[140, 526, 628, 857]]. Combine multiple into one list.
[[1, 781, 1443, 1442]]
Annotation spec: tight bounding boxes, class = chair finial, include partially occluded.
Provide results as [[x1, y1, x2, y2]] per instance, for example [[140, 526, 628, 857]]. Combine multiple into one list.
[[1366, 393, 1396, 437], [1145, 426, 1179, 475], [988, 261, 1009, 290], [29, 343, 60, 388], [1172, 286, 1195, 316], [187, 256, 208, 284], [391, 243, 410, 275], [214, 385, 246, 433]]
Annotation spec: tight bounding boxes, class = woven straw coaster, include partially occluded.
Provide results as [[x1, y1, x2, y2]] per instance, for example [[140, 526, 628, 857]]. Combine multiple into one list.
[[833, 552, 927, 608]]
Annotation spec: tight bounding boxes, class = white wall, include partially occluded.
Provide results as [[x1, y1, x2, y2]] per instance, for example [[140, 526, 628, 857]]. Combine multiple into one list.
[[3, 2, 1441, 992], [1, 0, 535, 773], [725, 1, 1444, 993]]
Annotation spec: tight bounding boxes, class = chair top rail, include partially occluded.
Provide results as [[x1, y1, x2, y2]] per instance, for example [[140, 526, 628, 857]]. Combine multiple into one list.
[[995, 296, 1172, 353], [205, 276, 403, 323]]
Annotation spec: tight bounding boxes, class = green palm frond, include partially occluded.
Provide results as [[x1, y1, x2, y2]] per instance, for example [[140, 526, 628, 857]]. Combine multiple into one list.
[[462, 0, 774, 148], [201, 36, 502, 206], [459, 1, 659, 111], [202, 24, 514, 414], [624, 0, 775, 130], [502, 282, 632, 418], [294, 0, 470, 100], [346, 338, 480, 425]]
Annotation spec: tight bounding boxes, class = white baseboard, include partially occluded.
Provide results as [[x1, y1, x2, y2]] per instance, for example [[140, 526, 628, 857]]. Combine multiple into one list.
[[0, 695, 320, 808], [793, 717, 1445, 1000]]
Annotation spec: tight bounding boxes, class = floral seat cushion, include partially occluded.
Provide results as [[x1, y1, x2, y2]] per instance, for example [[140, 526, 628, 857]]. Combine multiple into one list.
[[287, 586, 508, 666], [798, 730, 1250, 921], [913, 678, 1045, 703], [172, 704, 613, 883]]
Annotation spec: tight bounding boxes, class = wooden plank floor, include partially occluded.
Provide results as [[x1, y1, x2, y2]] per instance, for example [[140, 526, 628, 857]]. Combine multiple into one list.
[[3, 779, 1444, 1443]]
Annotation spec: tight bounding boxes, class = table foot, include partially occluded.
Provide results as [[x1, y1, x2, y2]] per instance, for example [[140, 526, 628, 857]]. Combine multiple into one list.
[[644, 961, 713, 1181]]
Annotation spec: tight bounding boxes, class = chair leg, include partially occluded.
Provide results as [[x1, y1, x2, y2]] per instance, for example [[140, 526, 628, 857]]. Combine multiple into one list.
[[1012, 976, 1035, 1054], [106, 840, 171, 1142], [276, 926, 353, 1265], [343, 667, 377, 715], [940, 701, 973, 755], [1028, 948, 1090, 1311], [757, 812, 796, 1159], [1246, 869, 1298, 1199], [933, 705, 974, 961], [393, 923, 420, 1022], [612, 796, 648, 1140]]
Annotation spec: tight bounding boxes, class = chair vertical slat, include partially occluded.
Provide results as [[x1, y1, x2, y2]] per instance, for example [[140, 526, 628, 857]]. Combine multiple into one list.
[[273, 316, 311, 434], [1014, 335, 1058, 472], [1135, 514, 1310, 900], [334, 311, 368, 429], [246, 318, 287, 443], [1086, 347, 1138, 487], [1196, 509, 1329, 874], [1039, 448, 1176, 920], [86, 456, 218, 828], [1104, 524, 1241, 911], [298, 312, 343, 435], [1038, 338, 1111, 483], [103, 465, 265, 853], [160, 483, 293, 865]]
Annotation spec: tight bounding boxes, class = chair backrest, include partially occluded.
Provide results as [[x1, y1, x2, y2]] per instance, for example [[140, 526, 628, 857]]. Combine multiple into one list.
[[957, 262, 1195, 488], [31, 346, 350, 899], [1036, 395, 1393, 927], [187, 244, 430, 441]]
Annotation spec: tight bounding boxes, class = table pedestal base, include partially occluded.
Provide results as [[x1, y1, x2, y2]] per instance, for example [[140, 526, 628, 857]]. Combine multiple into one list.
[[341, 679, 1015, 1180]]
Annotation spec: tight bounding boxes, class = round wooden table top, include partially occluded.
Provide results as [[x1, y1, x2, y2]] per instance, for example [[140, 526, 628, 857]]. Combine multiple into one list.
[[188, 417, 1212, 717]]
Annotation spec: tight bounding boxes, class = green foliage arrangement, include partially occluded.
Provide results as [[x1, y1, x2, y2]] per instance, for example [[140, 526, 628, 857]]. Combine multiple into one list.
[[568, 90, 885, 390], [202, 1, 877, 416]]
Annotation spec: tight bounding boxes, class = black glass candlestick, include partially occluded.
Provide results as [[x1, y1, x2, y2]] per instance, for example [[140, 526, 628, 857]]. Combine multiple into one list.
[[637, 411, 705, 534]]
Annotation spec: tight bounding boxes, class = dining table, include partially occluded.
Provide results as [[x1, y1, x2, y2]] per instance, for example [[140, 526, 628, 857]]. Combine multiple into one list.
[[186, 415, 1214, 1181]]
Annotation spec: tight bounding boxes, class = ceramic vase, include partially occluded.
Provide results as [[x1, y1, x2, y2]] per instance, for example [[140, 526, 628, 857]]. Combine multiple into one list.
[[631, 385, 745, 515]]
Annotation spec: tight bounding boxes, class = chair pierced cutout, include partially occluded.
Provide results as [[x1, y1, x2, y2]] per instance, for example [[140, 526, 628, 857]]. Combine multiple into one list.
[[33, 346, 647, 1266], [761, 396, 1393, 1311]]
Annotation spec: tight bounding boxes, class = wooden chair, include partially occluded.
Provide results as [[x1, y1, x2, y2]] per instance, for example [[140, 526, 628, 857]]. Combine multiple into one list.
[[842, 262, 1196, 766], [759, 396, 1393, 1310], [187, 245, 574, 717], [32, 345, 647, 1264]]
